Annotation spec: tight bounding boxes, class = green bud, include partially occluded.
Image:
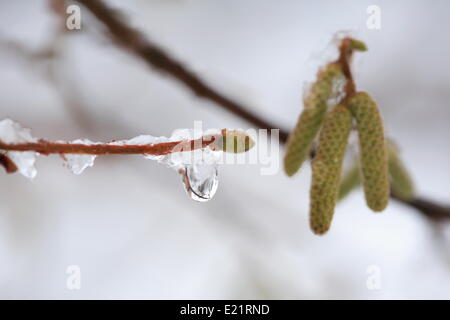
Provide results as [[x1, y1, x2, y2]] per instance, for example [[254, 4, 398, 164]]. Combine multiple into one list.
[[218, 129, 255, 153]]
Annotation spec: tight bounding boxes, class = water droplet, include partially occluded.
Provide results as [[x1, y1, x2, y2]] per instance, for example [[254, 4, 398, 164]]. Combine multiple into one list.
[[181, 163, 219, 202]]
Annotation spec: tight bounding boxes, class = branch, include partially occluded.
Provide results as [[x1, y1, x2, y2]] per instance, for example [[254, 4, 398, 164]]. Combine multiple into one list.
[[0, 135, 219, 156], [0, 154, 18, 173], [75, 0, 450, 221], [391, 193, 450, 221]]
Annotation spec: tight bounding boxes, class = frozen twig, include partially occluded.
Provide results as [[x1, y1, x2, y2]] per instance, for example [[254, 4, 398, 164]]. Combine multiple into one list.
[[0, 118, 254, 201], [0, 135, 220, 156]]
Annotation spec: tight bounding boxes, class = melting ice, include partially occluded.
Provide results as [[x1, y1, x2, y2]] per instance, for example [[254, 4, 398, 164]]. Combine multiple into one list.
[[0, 119, 38, 179], [152, 128, 222, 202], [0, 119, 223, 202], [62, 139, 97, 175], [109, 128, 223, 201]]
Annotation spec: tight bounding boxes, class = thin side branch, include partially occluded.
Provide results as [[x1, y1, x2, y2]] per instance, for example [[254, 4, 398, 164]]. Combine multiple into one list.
[[0, 154, 18, 173], [75, 0, 450, 221]]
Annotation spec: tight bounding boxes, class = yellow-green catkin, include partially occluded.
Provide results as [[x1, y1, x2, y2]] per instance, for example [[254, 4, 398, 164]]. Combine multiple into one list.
[[284, 63, 345, 177], [347, 92, 389, 212], [310, 104, 352, 234], [387, 141, 415, 201], [338, 162, 360, 201]]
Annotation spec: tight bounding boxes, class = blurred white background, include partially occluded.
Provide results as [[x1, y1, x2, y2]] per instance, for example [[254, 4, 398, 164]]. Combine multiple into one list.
[[0, 0, 449, 299]]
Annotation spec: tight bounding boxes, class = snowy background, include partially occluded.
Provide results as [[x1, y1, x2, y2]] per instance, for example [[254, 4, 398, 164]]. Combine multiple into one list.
[[0, 0, 450, 299]]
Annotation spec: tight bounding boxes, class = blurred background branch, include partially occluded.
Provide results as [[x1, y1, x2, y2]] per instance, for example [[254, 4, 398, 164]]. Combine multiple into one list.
[[76, 0, 290, 141]]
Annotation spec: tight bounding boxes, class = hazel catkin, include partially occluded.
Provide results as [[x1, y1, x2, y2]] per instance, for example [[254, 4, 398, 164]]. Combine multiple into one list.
[[284, 63, 345, 177], [347, 92, 389, 212], [310, 104, 352, 234]]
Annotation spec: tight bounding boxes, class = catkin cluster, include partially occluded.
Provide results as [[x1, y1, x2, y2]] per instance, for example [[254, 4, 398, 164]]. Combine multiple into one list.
[[284, 39, 414, 235]]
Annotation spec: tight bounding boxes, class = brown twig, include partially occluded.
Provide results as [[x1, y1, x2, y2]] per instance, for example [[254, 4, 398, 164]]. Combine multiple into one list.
[[336, 37, 356, 99], [391, 193, 450, 221], [75, 0, 450, 221], [0, 134, 220, 156], [0, 153, 18, 173]]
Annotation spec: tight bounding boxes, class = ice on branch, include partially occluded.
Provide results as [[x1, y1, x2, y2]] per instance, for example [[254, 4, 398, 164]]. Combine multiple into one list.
[[0, 119, 38, 179], [110, 128, 223, 201], [0, 119, 255, 202], [61, 139, 98, 175]]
